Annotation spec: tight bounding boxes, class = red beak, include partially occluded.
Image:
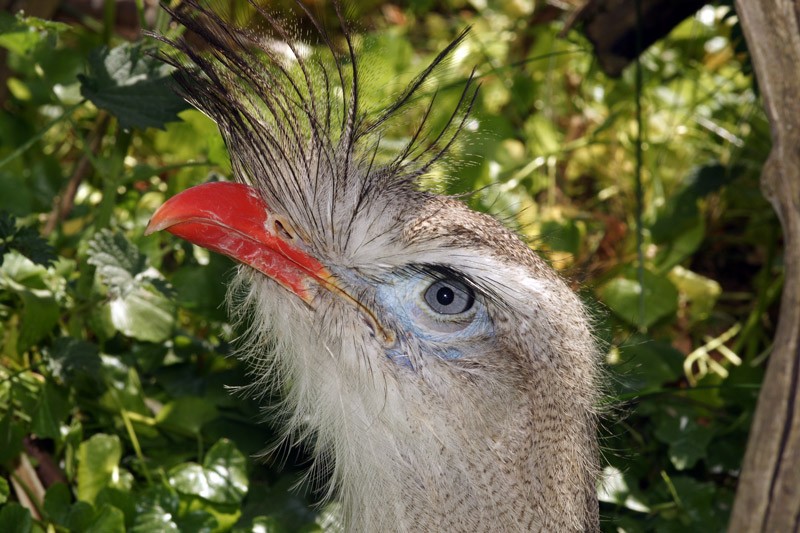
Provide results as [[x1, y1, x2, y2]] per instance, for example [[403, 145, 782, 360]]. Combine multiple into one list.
[[146, 181, 394, 344], [145, 181, 328, 304]]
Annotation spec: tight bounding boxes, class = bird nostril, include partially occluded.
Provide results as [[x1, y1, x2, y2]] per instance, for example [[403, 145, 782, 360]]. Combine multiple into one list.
[[272, 216, 295, 241]]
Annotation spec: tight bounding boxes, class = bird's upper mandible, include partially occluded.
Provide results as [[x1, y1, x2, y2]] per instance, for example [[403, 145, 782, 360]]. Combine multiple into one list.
[[148, 1, 601, 531]]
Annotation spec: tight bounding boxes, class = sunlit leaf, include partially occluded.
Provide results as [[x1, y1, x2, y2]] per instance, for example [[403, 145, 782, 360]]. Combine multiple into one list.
[[600, 269, 679, 328], [597, 466, 650, 513], [77, 434, 123, 504], [88, 230, 176, 342], [169, 439, 248, 505], [132, 485, 180, 532]]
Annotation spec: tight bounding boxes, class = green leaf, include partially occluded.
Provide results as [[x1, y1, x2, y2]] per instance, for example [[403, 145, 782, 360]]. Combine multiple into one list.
[[88, 230, 176, 342], [651, 163, 733, 243], [169, 439, 248, 505], [87, 230, 146, 291], [654, 413, 714, 470], [78, 43, 190, 130], [0, 411, 25, 465], [541, 219, 582, 255], [176, 510, 219, 533], [31, 380, 70, 439], [131, 486, 180, 532], [654, 220, 705, 273], [67, 501, 96, 532], [668, 476, 720, 526], [76, 434, 123, 504], [667, 266, 722, 323], [597, 466, 650, 512], [46, 337, 104, 393], [156, 396, 219, 436], [600, 269, 679, 328], [85, 504, 125, 533], [233, 516, 285, 533], [13, 226, 57, 266], [96, 488, 135, 529], [614, 337, 685, 392], [0, 13, 69, 56], [0, 476, 9, 505], [43, 482, 72, 526], [106, 285, 176, 342], [16, 288, 59, 352], [0, 502, 32, 533], [0, 211, 57, 267], [171, 253, 233, 321], [131, 506, 180, 532]]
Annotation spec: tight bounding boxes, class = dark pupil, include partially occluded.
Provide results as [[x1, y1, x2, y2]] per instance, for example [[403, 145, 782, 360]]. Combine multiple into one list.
[[436, 286, 455, 306]]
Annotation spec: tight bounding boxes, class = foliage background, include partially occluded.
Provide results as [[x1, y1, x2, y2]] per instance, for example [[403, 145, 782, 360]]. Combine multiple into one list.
[[0, 0, 775, 531]]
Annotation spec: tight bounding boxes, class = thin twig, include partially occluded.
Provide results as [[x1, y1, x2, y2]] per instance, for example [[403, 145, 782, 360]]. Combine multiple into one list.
[[43, 112, 111, 236]]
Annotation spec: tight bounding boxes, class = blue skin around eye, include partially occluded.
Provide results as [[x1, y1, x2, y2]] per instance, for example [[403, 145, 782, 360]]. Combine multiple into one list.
[[376, 273, 492, 367]]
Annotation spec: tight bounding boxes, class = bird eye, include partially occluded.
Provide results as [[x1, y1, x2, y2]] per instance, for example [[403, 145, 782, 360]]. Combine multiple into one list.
[[423, 279, 474, 315]]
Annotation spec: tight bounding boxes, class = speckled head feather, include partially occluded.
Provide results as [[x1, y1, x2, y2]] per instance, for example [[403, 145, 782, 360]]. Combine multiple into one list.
[[155, 1, 600, 531]]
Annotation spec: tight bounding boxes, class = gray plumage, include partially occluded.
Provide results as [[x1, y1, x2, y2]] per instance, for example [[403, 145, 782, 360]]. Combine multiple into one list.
[[156, 2, 600, 530]]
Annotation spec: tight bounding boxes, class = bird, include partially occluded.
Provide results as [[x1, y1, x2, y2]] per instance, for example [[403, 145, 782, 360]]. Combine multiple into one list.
[[146, 1, 601, 531]]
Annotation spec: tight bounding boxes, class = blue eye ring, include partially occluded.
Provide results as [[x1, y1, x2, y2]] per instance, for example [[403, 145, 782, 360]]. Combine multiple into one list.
[[423, 279, 474, 315]]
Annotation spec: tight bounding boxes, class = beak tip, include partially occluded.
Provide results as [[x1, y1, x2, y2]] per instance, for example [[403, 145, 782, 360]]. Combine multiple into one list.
[[144, 216, 164, 237]]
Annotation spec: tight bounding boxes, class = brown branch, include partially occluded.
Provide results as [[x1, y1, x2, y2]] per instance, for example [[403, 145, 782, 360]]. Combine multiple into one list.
[[729, 1, 800, 531], [43, 112, 110, 236]]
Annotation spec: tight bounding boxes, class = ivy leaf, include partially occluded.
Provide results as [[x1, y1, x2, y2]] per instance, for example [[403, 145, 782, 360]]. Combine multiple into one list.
[[168, 439, 248, 505], [88, 230, 176, 343], [132, 486, 180, 532], [78, 42, 190, 130]]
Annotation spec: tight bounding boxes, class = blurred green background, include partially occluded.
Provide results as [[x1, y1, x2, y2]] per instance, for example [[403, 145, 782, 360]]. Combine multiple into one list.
[[0, 1, 773, 531]]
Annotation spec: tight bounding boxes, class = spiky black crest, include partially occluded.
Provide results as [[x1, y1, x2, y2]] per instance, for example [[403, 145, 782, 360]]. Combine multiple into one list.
[[153, 0, 477, 240]]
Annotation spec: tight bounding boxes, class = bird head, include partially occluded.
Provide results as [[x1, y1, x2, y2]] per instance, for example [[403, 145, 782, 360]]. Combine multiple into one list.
[[147, 2, 600, 530]]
